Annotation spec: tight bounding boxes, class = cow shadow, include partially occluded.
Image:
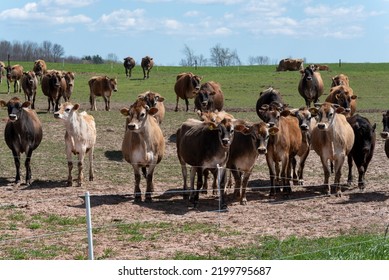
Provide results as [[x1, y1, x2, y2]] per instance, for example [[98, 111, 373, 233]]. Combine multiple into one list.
[[22, 179, 70, 190], [72, 194, 132, 208], [0, 177, 14, 188], [104, 150, 123, 162], [334, 191, 389, 204], [168, 133, 176, 143]]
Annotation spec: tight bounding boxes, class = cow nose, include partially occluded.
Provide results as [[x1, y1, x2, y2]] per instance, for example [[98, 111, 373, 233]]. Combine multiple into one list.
[[9, 114, 17, 121], [258, 147, 267, 154], [222, 138, 230, 146], [127, 124, 136, 130], [268, 122, 275, 127], [201, 101, 207, 106], [318, 123, 326, 130], [380, 132, 389, 139], [345, 108, 351, 112], [300, 124, 309, 131]]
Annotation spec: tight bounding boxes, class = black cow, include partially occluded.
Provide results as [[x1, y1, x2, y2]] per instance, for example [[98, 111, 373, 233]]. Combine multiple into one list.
[[256, 87, 285, 122], [0, 97, 43, 186], [380, 110, 389, 158], [347, 114, 376, 190]]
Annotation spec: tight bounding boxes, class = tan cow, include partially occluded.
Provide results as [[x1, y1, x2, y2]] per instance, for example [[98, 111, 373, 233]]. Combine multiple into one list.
[[121, 99, 165, 202], [54, 102, 96, 187], [61, 71, 75, 102], [33, 59, 47, 81], [21, 71, 38, 109], [276, 58, 304, 71], [141, 56, 154, 79], [89, 76, 118, 111], [6, 64, 24, 94], [137, 91, 165, 124], [331, 74, 349, 87], [310, 103, 355, 196], [174, 72, 202, 111], [194, 81, 224, 112], [0, 61, 5, 84], [325, 85, 357, 117]]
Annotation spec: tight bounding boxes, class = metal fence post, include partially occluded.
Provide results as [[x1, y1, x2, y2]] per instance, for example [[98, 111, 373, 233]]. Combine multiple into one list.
[[85, 191, 94, 260]]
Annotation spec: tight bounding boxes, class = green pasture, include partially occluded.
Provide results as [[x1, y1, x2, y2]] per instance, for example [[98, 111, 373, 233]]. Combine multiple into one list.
[[0, 62, 389, 260]]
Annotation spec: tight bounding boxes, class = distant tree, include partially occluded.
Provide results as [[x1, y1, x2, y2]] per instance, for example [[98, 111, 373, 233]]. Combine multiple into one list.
[[92, 55, 104, 64], [180, 44, 196, 66], [210, 43, 240, 66], [248, 55, 271, 65], [52, 44, 65, 62], [42, 40, 53, 61]]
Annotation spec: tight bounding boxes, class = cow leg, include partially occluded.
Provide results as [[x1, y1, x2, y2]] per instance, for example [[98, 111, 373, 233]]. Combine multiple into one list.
[[201, 169, 209, 194], [320, 157, 331, 195], [7, 79, 11, 94], [334, 156, 345, 197], [184, 98, 189, 112], [133, 165, 142, 202], [291, 157, 298, 185], [88, 149, 94, 182], [77, 155, 84, 188], [175, 96, 179, 112], [241, 172, 252, 205], [11, 150, 21, 186], [218, 168, 228, 210], [347, 155, 353, 187], [230, 168, 241, 199], [145, 165, 156, 203], [103, 96, 110, 111], [143, 69, 146, 79], [297, 149, 310, 185], [25, 149, 33, 186], [266, 157, 277, 198], [357, 165, 366, 191], [180, 163, 189, 200], [211, 170, 218, 196], [281, 157, 292, 194], [188, 167, 198, 207]]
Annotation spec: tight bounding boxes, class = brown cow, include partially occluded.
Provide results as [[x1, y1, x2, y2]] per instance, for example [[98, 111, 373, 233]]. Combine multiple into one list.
[[325, 85, 357, 117], [89, 76, 118, 111], [310, 103, 355, 196], [54, 102, 96, 187], [276, 58, 304, 71], [123, 57, 135, 78], [21, 71, 38, 109], [6, 64, 24, 94], [61, 71, 75, 102], [174, 72, 202, 111], [121, 99, 165, 202], [265, 110, 302, 197], [41, 70, 65, 112], [141, 56, 154, 79], [331, 74, 349, 87], [0, 97, 43, 186], [194, 81, 224, 112], [227, 122, 277, 205], [0, 61, 5, 84], [137, 91, 165, 124], [33, 59, 47, 81], [298, 66, 324, 107]]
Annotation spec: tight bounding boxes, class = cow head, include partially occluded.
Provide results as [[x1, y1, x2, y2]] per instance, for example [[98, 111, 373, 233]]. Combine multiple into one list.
[[300, 66, 314, 83], [331, 74, 349, 87], [120, 100, 158, 131], [33, 60, 45, 76], [380, 110, 389, 139], [206, 118, 235, 148], [47, 71, 62, 89], [54, 102, 80, 120], [291, 107, 312, 131], [310, 102, 344, 131], [191, 74, 202, 92], [329, 85, 356, 115], [23, 71, 37, 85], [64, 72, 75, 90], [195, 83, 216, 111], [1, 97, 31, 122], [239, 122, 278, 155], [109, 77, 118, 92], [142, 56, 153, 68], [138, 91, 164, 108]]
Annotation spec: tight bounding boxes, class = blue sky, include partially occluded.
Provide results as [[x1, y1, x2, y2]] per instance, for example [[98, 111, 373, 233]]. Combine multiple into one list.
[[1, 0, 388, 65]]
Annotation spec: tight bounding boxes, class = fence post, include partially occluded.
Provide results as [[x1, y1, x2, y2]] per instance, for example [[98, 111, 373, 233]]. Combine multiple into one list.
[[85, 191, 94, 260]]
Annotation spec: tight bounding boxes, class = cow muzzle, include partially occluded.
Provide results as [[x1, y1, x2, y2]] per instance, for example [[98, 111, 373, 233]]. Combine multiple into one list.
[[257, 147, 267, 154], [127, 123, 137, 130], [9, 114, 18, 121], [380, 132, 389, 139], [317, 123, 327, 130]]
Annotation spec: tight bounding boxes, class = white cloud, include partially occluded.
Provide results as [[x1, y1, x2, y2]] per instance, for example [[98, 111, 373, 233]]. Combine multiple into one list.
[[164, 19, 181, 30], [184, 10, 200, 17], [213, 27, 232, 35], [92, 9, 148, 32]]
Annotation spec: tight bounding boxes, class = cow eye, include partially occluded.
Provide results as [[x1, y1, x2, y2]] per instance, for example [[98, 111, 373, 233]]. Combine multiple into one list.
[[140, 112, 146, 118], [65, 108, 71, 112]]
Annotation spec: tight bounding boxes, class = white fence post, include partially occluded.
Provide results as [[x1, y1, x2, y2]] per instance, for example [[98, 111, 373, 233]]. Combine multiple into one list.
[[85, 191, 94, 260]]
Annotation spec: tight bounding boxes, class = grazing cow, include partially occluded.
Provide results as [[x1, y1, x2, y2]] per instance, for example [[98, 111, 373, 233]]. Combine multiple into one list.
[[380, 110, 389, 158], [227, 122, 277, 205], [266, 110, 302, 197], [6, 64, 24, 94], [61, 71, 75, 102], [121, 99, 165, 202], [54, 102, 96, 187], [194, 81, 224, 112], [176, 118, 238, 208], [0, 97, 43, 186], [21, 71, 38, 109], [347, 114, 376, 191], [89, 76, 118, 111], [325, 85, 357, 116], [33, 59, 47, 81], [123, 57, 135, 78], [331, 74, 349, 87], [256, 87, 286, 122], [174, 72, 202, 111], [276, 58, 304, 71], [41, 70, 65, 112], [298, 66, 324, 107], [141, 56, 154, 79], [137, 91, 165, 124], [0, 61, 5, 84], [310, 103, 355, 196]]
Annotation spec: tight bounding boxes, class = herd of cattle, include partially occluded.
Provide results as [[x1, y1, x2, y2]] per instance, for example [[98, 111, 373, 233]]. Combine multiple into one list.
[[0, 57, 388, 210]]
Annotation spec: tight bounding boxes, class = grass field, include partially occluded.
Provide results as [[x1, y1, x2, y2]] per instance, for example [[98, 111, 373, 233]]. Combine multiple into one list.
[[0, 61, 389, 260]]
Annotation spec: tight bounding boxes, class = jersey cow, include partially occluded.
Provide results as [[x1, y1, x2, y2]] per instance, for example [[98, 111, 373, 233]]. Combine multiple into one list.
[[1, 97, 43, 186], [298, 66, 324, 107], [54, 102, 96, 187], [33, 59, 47, 81], [121, 99, 165, 202], [141, 56, 154, 79], [347, 114, 376, 191], [61, 71, 75, 102], [89, 76, 118, 111], [123, 57, 135, 78], [310, 103, 355, 196], [331, 74, 350, 87], [6, 64, 24, 94], [41, 70, 65, 112], [21, 71, 38, 109], [194, 81, 224, 112], [0, 61, 5, 84], [174, 72, 202, 111], [137, 91, 165, 124], [325, 85, 357, 117], [276, 58, 304, 71]]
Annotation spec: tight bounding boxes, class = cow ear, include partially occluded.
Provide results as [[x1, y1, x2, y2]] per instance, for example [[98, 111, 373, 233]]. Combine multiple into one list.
[[157, 96, 165, 102], [22, 101, 31, 108], [372, 123, 377, 132], [335, 107, 344, 114], [351, 95, 357, 100], [148, 107, 158, 116], [120, 108, 130, 116], [309, 107, 319, 116], [280, 110, 290, 117], [72, 103, 80, 111], [269, 127, 279, 135], [234, 124, 250, 134], [208, 122, 217, 130], [0, 100, 6, 107]]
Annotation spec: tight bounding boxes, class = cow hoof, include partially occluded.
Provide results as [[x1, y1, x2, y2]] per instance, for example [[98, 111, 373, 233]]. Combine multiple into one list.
[[144, 197, 152, 203], [134, 196, 142, 203], [240, 199, 247, 206]]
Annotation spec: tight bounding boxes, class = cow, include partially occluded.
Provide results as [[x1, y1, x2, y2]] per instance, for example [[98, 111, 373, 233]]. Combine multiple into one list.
[[33, 59, 47, 82], [276, 58, 304, 71], [325, 85, 357, 117], [313, 64, 330, 71], [89, 76, 118, 111], [176, 117, 238, 208], [121, 99, 165, 202], [298, 66, 324, 107], [380, 110, 389, 158], [54, 102, 96, 187], [174, 72, 202, 112], [123, 57, 135, 78], [137, 91, 165, 124], [0, 97, 43, 186], [197, 110, 234, 123], [256, 87, 286, 122], [227, 122, 277, 205], [347, 114, 376, 191], [310, 103, 355, 197], [141, 56, 154, 79], [41, 70, 65, 112], [61, 71, 75, 102], [0, 61, 5, 84], [331, 74, 349, 87], [21, 71, 38, 109], [194, 81, 224, 112], [6, 64, 24, 94], [265, 110, 302, 197]]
